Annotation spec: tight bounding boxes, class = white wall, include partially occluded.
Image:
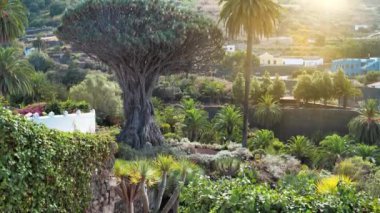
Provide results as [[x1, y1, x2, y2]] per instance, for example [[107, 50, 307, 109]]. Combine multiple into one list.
[[304, 59, 324, 67], [282, 58, 304, 66], [29, 110, 96, 133]]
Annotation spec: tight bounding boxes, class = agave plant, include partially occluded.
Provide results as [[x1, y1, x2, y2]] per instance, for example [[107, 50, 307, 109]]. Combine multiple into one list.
[[214, 157, 241, 177], [348, 99, 380, 145], [287, 136, 315, 165], [113, 159, 157, 213], [254, 94, 282, 129]]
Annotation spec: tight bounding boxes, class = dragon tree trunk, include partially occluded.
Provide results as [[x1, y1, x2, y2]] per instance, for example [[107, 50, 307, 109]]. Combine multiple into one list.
[[116, 72, 164, 149]]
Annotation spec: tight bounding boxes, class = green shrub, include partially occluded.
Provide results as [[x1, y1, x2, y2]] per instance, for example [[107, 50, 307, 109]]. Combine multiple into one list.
[[180, 175, 379, 212], [28, 52, 55, 72], [69, 71, 123, 125], [50, 1, 66, 17], [45, 100, 90, 115], [0, 107, 115, 212], [334, 157, 375, 181]]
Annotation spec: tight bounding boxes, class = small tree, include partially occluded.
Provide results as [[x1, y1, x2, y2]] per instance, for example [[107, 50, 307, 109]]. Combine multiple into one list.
[[333, 69, 361, 108], [269, 74, 286, 101], [57, 0, 223, 149], [69, 71, 123, 122], [232, 72, 244, 104], [293, 73, 313, 104], [318, 71, 334, 105]]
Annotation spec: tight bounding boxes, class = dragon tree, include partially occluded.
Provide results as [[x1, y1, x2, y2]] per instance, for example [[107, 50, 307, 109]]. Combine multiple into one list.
[[57, 0, 223, 149]]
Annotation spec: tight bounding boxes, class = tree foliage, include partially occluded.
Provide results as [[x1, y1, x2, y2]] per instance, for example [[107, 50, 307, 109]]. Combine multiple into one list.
[[0, 47, 33, 97], [57, 0, 223, 149], [348, 99, 380, 146], [0, 0, 28, 43], [69, 71, 123, 122]]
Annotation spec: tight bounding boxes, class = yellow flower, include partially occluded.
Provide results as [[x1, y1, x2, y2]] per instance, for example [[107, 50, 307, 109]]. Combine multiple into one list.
[[317, 175, 352, 194]]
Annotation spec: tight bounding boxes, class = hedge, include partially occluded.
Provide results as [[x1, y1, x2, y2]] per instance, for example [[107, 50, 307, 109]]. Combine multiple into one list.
[[0, 104, 115, 212]]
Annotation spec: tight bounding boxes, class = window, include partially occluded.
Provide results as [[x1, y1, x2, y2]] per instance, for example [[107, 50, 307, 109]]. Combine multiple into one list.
[[274, 60, 277, 65], [268, 60, 271, 65]]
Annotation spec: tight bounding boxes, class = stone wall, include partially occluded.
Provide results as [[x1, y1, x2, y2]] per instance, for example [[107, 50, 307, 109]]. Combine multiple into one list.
[[204, 106, 359, 140], [87, 145, 119, 213]]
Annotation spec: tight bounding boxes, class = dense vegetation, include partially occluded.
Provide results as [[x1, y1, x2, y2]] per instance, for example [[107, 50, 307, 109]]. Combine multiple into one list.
[[0, 103, 115, 212]]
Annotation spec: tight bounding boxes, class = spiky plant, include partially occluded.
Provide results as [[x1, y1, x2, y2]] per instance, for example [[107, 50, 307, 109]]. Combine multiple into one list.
[[353, 144, 379, 163], [154, 155, 178, 213], [214, 157, 241, 177], [113, 159, 157, 213], [319, 134, 350, 163], [287, 136, 315, 165], [316, 175, 352, 194], [348, 99, 380, 145], [254, 94, 282, 129], [183, 108, 209, 141], [161, 159, 199, 213]]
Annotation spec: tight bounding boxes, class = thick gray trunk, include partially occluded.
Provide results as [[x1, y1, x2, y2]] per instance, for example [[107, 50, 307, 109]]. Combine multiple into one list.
[[117, 72, 164, 149]]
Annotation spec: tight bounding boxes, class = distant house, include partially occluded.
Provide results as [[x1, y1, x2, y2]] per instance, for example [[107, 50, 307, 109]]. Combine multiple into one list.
[[223, 45, 236, 53], [354, 25, 369, 31], [304, 57, 324, 67], [259, 52, 323, 67], [331, 58, 380, 76], [367, 81, 380, 89]]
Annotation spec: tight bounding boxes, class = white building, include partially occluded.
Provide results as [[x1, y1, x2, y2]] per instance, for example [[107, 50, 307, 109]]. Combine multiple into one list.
[[223, 45, 236, 53], [282, 57, 304, 66], [29, 110, 96, 133], [304, 57, 324, 67], [259, 52, 324, 67], [354, 25, 369, 31], [367, 82, 380, 89]]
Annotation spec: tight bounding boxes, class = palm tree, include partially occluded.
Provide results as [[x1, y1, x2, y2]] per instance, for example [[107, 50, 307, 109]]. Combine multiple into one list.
[[319, 134, 350, 163], [213, 105, 242, 142], [348, 99, 380, 145], [0, 47, 33, 97], [353, 144, 379, 163], [287, 136, 315, 165], [219, 0, 281, 147], [0, 0, 28, 44], [183, 108, 209, 141], [254, 94, 282, 129]]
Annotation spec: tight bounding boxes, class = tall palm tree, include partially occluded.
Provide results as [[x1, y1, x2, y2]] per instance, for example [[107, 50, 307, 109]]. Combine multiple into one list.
[[0, 0, 28, 44], [213, 104, 242, 142], [0, 47, 33, 97], [219, 0, 281, 147], [348, 99, 380, 145], [254, 94, 282, 129]]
